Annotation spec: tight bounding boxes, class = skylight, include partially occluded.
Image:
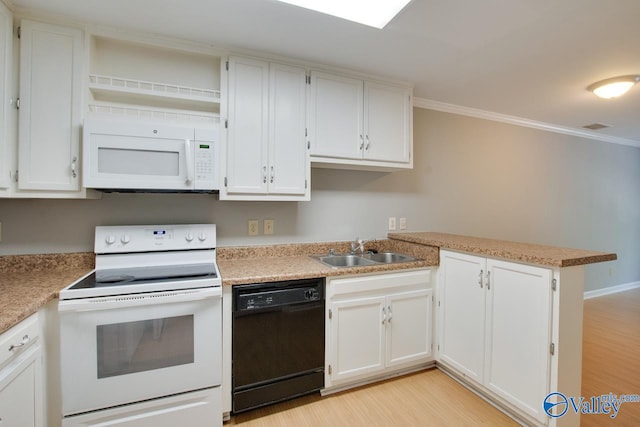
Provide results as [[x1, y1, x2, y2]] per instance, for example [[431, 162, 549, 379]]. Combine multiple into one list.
[[276, 0, 412, 29]]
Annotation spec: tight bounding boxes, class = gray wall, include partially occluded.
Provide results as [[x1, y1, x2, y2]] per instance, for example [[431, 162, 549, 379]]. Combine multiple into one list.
[[1, 108, 638, 292]]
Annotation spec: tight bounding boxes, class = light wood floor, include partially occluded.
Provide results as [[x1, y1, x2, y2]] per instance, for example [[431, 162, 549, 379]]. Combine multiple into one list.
[[229, 288, 640, 426], [581, 287, 640, 427]]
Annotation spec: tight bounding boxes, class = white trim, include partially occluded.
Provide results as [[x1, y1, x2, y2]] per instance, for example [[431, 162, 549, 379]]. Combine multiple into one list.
[[583, 281, 640, 300], [413, 97, 640, 149]]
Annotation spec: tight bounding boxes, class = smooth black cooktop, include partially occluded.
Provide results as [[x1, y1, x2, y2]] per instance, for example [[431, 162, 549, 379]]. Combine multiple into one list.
[[69, 263, 218, 290]]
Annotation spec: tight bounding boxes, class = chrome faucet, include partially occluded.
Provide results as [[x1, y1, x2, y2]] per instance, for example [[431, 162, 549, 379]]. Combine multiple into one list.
[[350, 237, 369, 254]]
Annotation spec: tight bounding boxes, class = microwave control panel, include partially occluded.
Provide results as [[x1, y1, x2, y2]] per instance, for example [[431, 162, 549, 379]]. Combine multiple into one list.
[[195, 143, 215, 183], [194, 126, 219, 190]]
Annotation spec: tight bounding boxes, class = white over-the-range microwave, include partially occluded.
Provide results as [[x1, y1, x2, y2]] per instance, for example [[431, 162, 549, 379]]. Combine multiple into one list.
[[83, 118, 219, 192]]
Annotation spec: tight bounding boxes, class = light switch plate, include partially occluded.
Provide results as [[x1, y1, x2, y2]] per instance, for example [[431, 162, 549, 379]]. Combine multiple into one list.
[[264, 219, 274, 235], [399, 217, 407, 230], [388, 217, 397, 231], [248, 220, 259, 236]]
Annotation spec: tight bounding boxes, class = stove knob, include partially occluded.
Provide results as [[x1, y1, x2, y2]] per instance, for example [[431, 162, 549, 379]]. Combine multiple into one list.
[[105, 235, 116, 245], [198, 233, 207, 242], [121, 234, 131, 244], [185, 232, 194, 242]]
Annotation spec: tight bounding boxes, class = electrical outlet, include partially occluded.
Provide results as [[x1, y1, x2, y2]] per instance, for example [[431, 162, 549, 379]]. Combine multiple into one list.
[[264, 219, 274, 235], [248, 220, 259, 236], [388, 217, 397, 231], [399, 217, 407, 230]]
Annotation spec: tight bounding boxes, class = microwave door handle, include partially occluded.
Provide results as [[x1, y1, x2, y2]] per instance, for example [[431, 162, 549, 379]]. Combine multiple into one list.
[[184, 139, 194, 186]]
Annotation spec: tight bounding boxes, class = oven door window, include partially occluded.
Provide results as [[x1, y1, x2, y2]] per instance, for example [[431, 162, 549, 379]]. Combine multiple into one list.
[[96, 315, 194, 378]]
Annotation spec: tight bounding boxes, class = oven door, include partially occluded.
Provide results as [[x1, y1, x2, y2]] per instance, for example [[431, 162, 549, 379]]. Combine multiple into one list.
[[58, 287, 221, 416], [83, 118, 196, 191]]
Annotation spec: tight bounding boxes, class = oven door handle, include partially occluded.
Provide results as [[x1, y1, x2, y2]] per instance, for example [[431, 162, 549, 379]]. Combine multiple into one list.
[[58, 287, 221, 313]]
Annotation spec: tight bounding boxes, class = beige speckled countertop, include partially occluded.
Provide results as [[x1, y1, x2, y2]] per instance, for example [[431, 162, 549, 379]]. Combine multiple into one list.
[[388, 232, 617, 267], [0, 232, 616, 334], [217, 239, 438, 286], [0, 253, 94, 334], [0, 241, 437, 334]]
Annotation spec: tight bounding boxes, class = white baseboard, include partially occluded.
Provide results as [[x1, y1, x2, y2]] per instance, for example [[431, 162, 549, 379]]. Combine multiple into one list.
[[584, 281, 640, 300]]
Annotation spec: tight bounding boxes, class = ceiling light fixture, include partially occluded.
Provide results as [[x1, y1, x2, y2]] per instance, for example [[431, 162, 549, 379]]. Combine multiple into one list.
[[587, 75, 640, 99], [275, 0, 412, 29]]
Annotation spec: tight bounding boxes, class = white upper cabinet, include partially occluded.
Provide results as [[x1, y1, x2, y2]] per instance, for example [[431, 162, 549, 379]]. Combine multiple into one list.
[[225, 56, 269, 195], [309, 70, 412, 170], [18, 20, 83, 192], [222, 56, 309, 201], [0, 2, 11, 190], [364, 81, 411, 163], [309, 72, 363, 160], [268, 62, 308, 196]]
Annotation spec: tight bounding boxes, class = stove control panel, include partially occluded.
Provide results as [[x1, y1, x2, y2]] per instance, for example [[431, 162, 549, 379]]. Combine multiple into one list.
[[95, 224, 216, 254]]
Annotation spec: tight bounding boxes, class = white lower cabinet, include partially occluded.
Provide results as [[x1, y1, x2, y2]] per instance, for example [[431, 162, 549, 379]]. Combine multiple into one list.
[[325, 269, 432, 391], [438, 250, 553, 425], [0, 313, 43, 427]]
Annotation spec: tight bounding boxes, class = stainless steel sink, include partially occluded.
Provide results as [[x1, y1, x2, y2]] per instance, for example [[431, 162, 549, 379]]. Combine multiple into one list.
[[363, 252, 416, 264], [316, 254, 378, 268], [313, 252, 417, 268]]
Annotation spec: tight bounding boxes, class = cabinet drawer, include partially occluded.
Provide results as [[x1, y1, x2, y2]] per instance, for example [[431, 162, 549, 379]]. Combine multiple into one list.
[[0, 313, 40, 368], [329, 269, 430, 297]]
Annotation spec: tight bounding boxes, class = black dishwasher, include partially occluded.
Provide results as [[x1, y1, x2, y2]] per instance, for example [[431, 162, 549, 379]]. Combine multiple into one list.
[[232, 278, 325, 413]]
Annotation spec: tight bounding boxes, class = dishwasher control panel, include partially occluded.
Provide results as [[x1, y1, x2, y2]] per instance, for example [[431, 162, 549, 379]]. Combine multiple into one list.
[[234, 279, 323, 312]]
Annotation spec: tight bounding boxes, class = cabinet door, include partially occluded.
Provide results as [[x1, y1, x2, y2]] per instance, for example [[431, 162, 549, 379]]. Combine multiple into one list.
[[0, 346, 42, 427], [309, 71, 363, 159], [18, 20, 83, 191], [0, 3, 10, 190], [386, 289, 432, 368], [363, 81, 411, 163], [328, 296, 386, 383], [484, 259, 552, 424], [438, 250, 486, 383], [225, 56, 268, 194], [268, 63, 307, 196]]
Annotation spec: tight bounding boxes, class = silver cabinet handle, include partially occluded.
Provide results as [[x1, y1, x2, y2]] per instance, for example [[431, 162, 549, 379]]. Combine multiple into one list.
[[365, 134, 370, 150], [270, 166, 274, 183], [478, 269, 484, 288], [8, 334, 30, 352], [382, 306, 387, 324], [359, 134, 364, 150], [486, 271, 491, 290], [71, 156, 77, 178], [262, 166, 267, 183], [387, 305, 392, 323]]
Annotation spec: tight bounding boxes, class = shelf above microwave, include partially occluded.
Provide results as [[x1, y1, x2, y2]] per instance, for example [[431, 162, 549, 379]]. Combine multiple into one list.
[[89, 74, 221, 111], [88, 104, 220, 124]]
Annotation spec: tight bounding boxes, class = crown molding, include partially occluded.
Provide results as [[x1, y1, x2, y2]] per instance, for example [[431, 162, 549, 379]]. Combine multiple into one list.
[[413, 97, 640, 149]]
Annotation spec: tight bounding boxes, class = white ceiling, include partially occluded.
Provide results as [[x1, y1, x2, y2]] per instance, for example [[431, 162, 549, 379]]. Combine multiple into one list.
[[8, 0, 640, 145]]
